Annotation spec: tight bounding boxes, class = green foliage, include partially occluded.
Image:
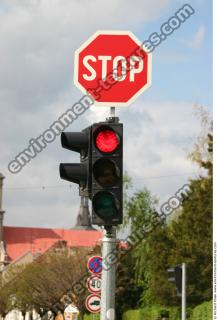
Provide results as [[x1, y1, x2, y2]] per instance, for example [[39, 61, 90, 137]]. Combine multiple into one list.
[[139, 224, 175, 306], [190, 300, 212, 320], [83, 314, 100, 320], [169, 177, 212, 303], [123, 309, 141, 320], [116, 248, 143, 318], [122, 301, 212, 320], [121, 127, 212, 310], [123, 171, 133, 194], [189, 106, 212, 167], [123, 305, 180, 320], [169, 134, 212, 304], [122, 187, 166, 306], [124, 187, 158, 231], [123, 188, 174, 306]]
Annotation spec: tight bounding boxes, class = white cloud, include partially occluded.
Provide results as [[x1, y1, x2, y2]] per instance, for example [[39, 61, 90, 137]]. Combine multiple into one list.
[[185, 25, 205, 49], [118, 100, 202, 200]]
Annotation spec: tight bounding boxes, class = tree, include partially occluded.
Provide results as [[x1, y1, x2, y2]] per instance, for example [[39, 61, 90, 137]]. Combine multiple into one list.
[[124, 187, 158, 233], [0, 286, 9, 317], [169, 132, 212, 304], [0, 245, 101, 319], [121, 188, 170, 306], [118, 111, 212, 310], [115, 247, 143, 318]]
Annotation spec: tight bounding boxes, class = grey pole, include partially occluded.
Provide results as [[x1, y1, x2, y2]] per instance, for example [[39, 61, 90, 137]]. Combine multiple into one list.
[[100, 226, 116, 320], [110, 107, 116, 118], [182, 263, 186, 320], [0, 173, 5, 243]]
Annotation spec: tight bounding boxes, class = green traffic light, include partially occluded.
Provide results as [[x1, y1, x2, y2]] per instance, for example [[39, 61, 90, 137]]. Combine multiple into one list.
[[93, 191, 119, 219]]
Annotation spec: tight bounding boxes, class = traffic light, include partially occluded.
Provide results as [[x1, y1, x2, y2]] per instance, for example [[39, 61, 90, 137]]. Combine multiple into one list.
[[91, 121, 123, 226], [59, 126, 91, 195], [167, 265, 182, 295], [59, 120, 123, 226]]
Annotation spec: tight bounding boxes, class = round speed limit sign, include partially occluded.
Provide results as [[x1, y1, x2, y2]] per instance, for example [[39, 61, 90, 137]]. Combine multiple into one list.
[[87, 275, 101, 294]]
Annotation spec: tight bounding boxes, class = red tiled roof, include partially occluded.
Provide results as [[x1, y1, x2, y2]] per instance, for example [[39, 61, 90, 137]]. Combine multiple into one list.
[[3, 226, 102, 262]]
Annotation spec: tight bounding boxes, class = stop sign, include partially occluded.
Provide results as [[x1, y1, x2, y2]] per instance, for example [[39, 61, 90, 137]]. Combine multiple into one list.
[[74, 31, 152, 106]]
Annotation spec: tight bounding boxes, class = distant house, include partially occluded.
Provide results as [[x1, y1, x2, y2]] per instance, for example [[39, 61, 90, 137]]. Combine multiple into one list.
[[4, 226, 102, 263], [0, 174, 102, 320], [1, 227, 102, 285]]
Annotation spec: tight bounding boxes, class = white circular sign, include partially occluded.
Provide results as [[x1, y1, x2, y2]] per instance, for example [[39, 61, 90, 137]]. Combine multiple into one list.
[[64, 305, 79, 314], [87, 275, 101, 294], [85, 294, 101, 313]]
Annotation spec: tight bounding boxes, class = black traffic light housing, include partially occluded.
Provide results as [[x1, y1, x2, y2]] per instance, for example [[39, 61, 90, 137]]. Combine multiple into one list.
[[167, 265, 182, 295], [90, 120, 123, 226], [59, 118, 123, 226], [59, 126, 91, 195]]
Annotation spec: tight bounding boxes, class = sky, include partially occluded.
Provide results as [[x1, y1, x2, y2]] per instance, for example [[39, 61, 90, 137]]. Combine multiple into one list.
[[0, 0, 212, 229]]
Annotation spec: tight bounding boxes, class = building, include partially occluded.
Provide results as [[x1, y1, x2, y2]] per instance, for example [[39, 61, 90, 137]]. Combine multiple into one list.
[[0, 173, 102, 269], [0, 173, 102, 319], [3, 226, 101, 265]]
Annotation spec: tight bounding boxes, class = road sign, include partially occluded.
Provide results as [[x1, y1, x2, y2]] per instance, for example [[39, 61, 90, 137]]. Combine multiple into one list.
[[87, 256, 103, 274], [74, 31, 152, 106], [87, 275, 101, 294], [85, 294, 101, 313]]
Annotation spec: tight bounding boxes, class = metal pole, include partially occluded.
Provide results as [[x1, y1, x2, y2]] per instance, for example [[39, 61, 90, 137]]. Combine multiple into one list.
[[100, 227, 116, 320], [182, 263, 186, 320], [110, 107, 115, 118]]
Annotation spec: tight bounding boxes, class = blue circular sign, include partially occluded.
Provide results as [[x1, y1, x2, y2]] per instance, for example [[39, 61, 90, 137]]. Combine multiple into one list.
[[88, 256, 103, 274]]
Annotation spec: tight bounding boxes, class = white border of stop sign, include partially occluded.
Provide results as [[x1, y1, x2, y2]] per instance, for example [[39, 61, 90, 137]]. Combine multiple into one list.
[[74, 30, 152, 107]]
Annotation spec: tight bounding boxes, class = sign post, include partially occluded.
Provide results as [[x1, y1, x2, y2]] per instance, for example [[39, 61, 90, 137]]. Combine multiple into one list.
[[100, 227, 116, 320], [182, 263, 186, 320]]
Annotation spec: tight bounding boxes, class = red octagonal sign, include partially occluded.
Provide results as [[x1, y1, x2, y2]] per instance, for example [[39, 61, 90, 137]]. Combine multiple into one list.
[[74, 31, 152, 106]]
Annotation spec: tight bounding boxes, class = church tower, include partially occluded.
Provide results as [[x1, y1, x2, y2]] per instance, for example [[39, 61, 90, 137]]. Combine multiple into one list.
[[0, 173, 9, 270], [74, 196, 96, 230]]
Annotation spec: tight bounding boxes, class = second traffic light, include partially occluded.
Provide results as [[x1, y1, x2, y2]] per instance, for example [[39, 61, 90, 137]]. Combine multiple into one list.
[[91, 121, 123, 226], [167, 265, 182, 295]]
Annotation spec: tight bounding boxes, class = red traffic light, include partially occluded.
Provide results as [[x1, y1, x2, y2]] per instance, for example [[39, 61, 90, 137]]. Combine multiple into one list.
[[95, 127, 119, 153]]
